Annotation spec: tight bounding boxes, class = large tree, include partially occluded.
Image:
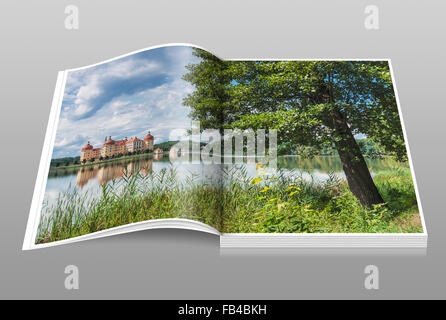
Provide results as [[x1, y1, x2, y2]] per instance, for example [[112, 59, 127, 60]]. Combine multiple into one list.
[[183, 49, 234, 134], [183, 49, 406, 208]]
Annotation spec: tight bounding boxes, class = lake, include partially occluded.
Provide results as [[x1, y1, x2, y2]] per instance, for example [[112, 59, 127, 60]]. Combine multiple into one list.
[[44, 154, 403, 206]]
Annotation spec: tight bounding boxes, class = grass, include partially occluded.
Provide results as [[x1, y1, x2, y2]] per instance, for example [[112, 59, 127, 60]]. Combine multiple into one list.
[[36, 164, 423, 244], [222, 165, 422, 234]]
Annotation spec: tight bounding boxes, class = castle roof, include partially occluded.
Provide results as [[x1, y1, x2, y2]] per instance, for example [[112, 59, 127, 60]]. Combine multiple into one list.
[[81, 143, 93, 151], [144, 133, 154, 141], [127, 137, 142, 143], [104, 139, 115, 145], [83, 131, 154, 153], [114, 140, 127, 146]]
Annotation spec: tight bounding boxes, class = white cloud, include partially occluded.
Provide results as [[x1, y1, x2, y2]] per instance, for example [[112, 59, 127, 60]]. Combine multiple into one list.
[[52, 46, 199, 158]]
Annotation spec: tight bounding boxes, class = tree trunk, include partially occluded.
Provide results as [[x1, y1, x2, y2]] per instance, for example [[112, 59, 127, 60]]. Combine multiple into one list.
[[330, 108, 384, 208]]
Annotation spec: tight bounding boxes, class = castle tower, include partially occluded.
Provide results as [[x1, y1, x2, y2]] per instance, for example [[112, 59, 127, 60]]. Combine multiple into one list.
[[144, 129, 154, 151], [80, 141, 93, 162]]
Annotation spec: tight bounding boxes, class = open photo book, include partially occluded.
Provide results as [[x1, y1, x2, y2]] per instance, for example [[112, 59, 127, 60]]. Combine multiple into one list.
[[23, 44, 427, 250]]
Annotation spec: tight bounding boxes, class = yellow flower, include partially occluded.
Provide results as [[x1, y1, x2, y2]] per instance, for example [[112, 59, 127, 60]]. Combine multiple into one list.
[[251, 177, 263, 184], [256, 162, 265, 170]]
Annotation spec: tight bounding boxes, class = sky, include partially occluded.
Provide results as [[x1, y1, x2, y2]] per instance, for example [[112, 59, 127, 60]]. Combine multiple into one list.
[[52, 45, 199, 158]]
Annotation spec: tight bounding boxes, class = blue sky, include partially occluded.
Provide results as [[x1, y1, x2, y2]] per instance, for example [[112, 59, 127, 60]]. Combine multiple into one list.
[[52, 46, 199, 158]]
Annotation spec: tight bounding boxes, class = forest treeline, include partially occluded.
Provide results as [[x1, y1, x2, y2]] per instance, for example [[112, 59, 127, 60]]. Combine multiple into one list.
[[283, 138, 389, 158]]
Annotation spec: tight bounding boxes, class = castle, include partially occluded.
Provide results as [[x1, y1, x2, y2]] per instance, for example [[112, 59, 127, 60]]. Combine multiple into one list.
[[80, 130, 154, 162]]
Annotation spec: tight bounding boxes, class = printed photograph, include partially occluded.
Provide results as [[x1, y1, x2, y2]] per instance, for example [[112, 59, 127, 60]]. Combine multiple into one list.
[[36, 45, 423, 244]]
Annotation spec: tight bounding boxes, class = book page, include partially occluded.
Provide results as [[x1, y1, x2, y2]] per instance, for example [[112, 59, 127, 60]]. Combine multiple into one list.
[[26, 45, 226, 248], [24, 44, 426, 249]]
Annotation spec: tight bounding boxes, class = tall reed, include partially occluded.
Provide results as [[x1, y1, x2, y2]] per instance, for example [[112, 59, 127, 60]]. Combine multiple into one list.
[[36, 164, 422, 244]]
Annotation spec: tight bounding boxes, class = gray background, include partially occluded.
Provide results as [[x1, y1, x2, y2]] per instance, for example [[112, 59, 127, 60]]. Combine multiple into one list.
[[0, 0, 444, 299]]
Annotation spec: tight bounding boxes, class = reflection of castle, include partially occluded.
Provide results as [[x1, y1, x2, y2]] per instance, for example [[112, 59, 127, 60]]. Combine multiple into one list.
[[153, 149, 164, 161], [169, 145, 188, 160], [76, 159, 153, 187], [81, 130, 154, 162]]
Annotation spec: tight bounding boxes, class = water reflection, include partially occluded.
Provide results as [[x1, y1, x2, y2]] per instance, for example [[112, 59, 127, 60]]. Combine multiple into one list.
[[49, 155, 403, 189], [45, 155, 404, 205], [76, 159, 154, 187], [153, 153, 164, 161]]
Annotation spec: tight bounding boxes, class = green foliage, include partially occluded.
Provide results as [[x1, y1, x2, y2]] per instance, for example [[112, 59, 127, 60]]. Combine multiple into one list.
[[182, 49, 234, 132], [373, 167, 419, 211], [357, 138, 387, 158], [222, 164, 420, 234], [281, 138, 385, 157], [183, 53, 409, 206], [37, 164, 422, 244], [183, 54, 407, 160], [37, 167, 224, 243], [225, 60, 406, 160], [50, 156, 81, 167]]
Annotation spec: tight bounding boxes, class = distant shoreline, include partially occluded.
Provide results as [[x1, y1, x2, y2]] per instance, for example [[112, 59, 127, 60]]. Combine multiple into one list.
[[49, 152, 169, 170], [50, 153, 393, 171]]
